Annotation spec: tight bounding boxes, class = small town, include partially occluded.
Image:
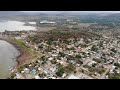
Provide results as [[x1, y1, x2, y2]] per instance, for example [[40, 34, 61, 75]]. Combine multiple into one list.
[[0, 11, 120, 79], [6, 29, 120, 79]]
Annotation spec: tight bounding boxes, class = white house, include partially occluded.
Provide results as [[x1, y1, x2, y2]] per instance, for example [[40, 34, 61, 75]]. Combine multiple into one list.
[[68, 75, 79, 79]]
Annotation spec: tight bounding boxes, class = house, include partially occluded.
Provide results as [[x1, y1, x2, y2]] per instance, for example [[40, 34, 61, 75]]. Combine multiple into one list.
[[48, 57, 53, 61], [15, 72, 25, 79], [15, 36, 21, 39], [52, 54, 58, 57], [68, 74, 79, 79], [40, 20, 56, 24], [51, 77, 56, 79], [23, 68, 30, 74], [78, 73, 93, 79], [49, 67, 56, 72], [34, 75, 40, 79], [62, 73, 67, 78], [28, 22, 36, 24], [43, 77, 48, 79], [87, 60, 97, 66]]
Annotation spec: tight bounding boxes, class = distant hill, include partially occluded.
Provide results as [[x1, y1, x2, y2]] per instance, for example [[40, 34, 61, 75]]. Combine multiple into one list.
[[0, 11, 25, 17], [1, 11, 120, 20], [0, 11, 118, 17], [0, 11, 49, 17]]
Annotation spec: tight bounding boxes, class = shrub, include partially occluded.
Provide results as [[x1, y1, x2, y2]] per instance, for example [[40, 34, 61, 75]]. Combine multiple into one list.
[[58, 52, 66, 57], [111, 48, 117, 53], [64, 64, 75, 73], [92, 63, 97, 67], [109, 74, 120, 79], [91, 45, 98, 52], [114, 63, 120, 68], [75, 54, 82, 59], [92, 58, 101, 63], [38, 45, 43, 49], [56, 67, 64, 77]]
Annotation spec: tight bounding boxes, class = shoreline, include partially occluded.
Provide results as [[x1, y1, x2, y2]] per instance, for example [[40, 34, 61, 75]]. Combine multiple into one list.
[[0, 39, 25, 79], [9, 40, 31, 67], [1, 39, 30, 67], [1, 38, 35, 79]]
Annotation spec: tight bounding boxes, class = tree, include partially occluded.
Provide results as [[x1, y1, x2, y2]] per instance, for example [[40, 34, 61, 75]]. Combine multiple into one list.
[[67, 55, 75, 61], [76, 60, 83, 64], [81, 69, 84, 73], [59, 52, 66, 57], [91, 45, 98, 52], [75, 54, 81, 59], [114, 63, 120, 68], [92, 58, 101, 63], [64, 64, 75, 73], [47, 40, 52, 45], [38, 45, 43, 49], [115, 67, 118, 69], [99, 41, 103, 47], [92, 63, 97, 67], [97, 68, 105, 74], [111, 48, 117, 53], [56, 67, 64, 77], [74, 70, 77, 73], [51, 60, 57, 64], [109, 74, 120, 79]]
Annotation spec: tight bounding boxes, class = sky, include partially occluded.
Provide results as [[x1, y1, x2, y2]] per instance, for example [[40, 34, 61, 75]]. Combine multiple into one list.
[[21, 11, 120, 13]]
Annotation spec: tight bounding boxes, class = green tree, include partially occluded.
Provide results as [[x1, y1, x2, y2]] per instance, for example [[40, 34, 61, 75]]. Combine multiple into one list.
[[111, 48, 117, 53], [59, 52, 66, 57], [91, 45, 98, 52], [64, 64, 75, 73], [114, 63, 120, 68], [109, 74, 120, 79], [75, 54, 82, 59], [56, 67, 64, 77], [92, 63, 97, 67]]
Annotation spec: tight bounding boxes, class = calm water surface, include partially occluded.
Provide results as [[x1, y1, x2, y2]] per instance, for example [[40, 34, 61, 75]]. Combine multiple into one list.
[[0, 20, 36, 32], [0, 40, 20, 79], [0, 20, 35, 78]]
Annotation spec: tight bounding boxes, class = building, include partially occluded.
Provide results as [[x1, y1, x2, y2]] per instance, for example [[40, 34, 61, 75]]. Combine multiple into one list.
[[40, 20, 56, 24], [68, 75, 79, 79]]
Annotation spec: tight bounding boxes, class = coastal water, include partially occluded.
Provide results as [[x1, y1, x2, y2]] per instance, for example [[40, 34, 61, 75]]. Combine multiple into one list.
[[0, 20, 36, 78], [0, 40, 20, 79], [0, 20, 36, 32]]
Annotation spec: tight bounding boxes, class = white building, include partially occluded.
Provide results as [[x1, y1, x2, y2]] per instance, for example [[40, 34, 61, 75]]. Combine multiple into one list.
[[28, 22, 36, 24], [40, 20, 56, 24], [68, 75, 80, 79]]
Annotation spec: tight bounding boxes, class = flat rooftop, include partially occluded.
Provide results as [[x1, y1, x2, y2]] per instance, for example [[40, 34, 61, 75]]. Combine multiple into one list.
[[68, 75, 80, 79]]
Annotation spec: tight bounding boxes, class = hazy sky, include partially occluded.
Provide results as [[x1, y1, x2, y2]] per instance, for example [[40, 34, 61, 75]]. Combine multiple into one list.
[[21, 11, 120, 13]]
